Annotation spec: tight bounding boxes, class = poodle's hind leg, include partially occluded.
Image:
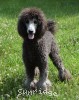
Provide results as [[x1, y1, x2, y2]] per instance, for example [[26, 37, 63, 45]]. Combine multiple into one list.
[[49, 41, 72, 81]]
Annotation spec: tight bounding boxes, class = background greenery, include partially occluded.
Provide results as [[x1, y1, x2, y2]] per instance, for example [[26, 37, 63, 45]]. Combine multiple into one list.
[[0, 0, 79, 99]]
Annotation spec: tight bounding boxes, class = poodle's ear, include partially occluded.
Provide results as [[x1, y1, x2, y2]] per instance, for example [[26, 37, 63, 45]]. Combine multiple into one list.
[[36, 19, 47, 39], [17, 17, 27, 39]]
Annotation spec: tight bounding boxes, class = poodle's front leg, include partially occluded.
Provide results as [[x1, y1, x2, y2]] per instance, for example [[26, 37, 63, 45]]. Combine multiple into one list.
[[37, 61, 51, 91], [23, 61, 36, 90]]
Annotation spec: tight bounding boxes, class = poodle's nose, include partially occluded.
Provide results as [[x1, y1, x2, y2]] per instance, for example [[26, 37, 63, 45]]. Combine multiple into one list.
[[29, 30, 33, 34]]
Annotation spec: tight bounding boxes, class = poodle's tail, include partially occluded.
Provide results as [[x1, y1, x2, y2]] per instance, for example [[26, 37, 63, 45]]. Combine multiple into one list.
[[47, 20, 56, 34]]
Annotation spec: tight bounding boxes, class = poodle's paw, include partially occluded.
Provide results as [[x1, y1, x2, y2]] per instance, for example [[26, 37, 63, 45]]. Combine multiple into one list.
[[24, 79, 37, 90], [59, 69, 72, 81], [36, 79, 52, 92], [30, 79, 38, 90]]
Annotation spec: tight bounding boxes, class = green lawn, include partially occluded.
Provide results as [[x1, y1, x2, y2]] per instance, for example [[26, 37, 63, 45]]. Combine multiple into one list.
[[0, 0, 79, 100]]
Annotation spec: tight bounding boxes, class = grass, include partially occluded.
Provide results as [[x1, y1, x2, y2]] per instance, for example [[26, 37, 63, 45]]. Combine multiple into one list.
[[0, 0, 79, 99]]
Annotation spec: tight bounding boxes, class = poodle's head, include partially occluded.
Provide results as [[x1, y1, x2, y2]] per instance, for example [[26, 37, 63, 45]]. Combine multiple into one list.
[[18, 8, 47, 40]]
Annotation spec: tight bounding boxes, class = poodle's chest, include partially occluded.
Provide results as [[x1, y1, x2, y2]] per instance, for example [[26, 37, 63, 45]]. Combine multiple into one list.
[[26, 41, 45, 54], [24, 39, 51, 56]]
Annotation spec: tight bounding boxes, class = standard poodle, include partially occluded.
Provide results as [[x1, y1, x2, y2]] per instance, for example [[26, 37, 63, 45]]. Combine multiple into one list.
[[17, 8, 71, 91]]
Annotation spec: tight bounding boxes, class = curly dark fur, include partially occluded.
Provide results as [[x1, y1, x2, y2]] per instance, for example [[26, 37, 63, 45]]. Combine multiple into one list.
[[17, 8, 71, 91]]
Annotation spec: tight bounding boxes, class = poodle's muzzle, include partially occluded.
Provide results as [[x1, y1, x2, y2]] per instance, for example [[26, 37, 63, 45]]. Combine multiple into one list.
[[26, 19, 37, 39]]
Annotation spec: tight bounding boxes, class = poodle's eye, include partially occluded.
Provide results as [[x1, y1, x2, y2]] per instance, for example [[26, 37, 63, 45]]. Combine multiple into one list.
[[26, 20, 29, 24], [34, 20, 37, 24]]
